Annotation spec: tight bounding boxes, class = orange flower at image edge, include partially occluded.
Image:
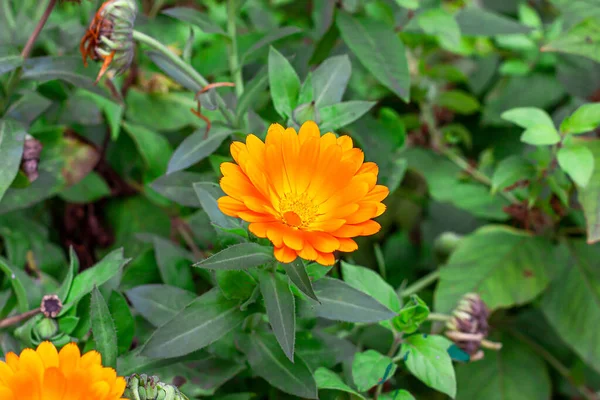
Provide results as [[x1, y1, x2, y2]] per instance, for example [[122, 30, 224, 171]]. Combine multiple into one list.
[[0, 341, 127, 400], [217, 121, 389, 266]]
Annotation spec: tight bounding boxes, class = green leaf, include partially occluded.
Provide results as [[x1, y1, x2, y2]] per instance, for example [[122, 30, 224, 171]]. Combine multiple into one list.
[[123, 122, 173, 180], [557, 144, 594, 187], [57, 247, 79, 303], [90, 287, 118, 369], [393, 0, 419, 10], [126, 284, 196, 327], [312, 55, 352, 107], [456, 335, 551, 400], [543, 18, 600, 64], [142, 288, 247, 358], [491, 156, 535, 194], [150, 171, 212, 208], [77, 90, 124, 139], [147, 50, 201, 93], [236, 68, 268, 122], [162, 7, 227, 35], [561, 103, 600, 134], [501, 107, 560, 145], [401, 334, 456, 398], [193, 182, 238, 229], [417, 8, 462, 49], [337, 11, 410, 101], [352, 350, 397, 392], [258, 270, 296, 362], [319, 101, 376, 132], [0, 55, 22, 75], [312, 277, 397, 322], [436, 90, 480, 115], [152, 236, 195, 292], [63, 249, 130, 311], [341, 261, 400, 312], [434, 226, 552, 315], [0, 257, 29, 313], [576, 139, 600, 243], [455, 6, 531, 36], [315, 368, 365, 399], [0, 119, 26, 201], [108, 291, 135, 355], [380, 390, 415, 400], [59, 172, 111, 204], [216, 270, 257, 300], [541, 241, 600, 373], [239, 332, 317, 399], [167, 125, 233, 174], [241, 27, 303, 65], [281, 259, 318, 302], [392, 295, 430, 334], [268, 46, 301, 119], [194, 243, 273, 270]]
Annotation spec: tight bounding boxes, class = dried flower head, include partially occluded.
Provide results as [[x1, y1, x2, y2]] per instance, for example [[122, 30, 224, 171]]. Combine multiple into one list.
[[445, 293, 502, 361], [80, 0, 137, 83], [124, 374, 189, 400], [21, 135, 43, 182], [217, 121, 389, 265], [0, 342, 127, 399]]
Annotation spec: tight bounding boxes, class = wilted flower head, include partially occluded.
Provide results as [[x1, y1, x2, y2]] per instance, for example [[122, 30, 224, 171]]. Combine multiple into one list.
[[217, 121, 389, 265], [0, 341, 127, 399], [445, 293, 501, 361], [124, 374, 189, 400], [80, 0, 137, 83]]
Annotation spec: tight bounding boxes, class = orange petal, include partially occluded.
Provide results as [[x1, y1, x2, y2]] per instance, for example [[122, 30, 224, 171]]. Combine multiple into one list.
[[281, 226, 304, 251], [6, 353, 19, 371], [237, 210, 277, 223], [358, 220, 381, 236], [36, 341, 59, 369], [337, 135, 353, 151], [18, 349, 44, 385], [315, 251, 335, 266], [58, 343, 81, 377], [331, 224, 363, 238], [298, 241, 318, 261], [0, 361, 14, 386], [267, 224, 285, 247], [298, 120, 320, 144], [306, 231, 340, 253], [363, 185, 389, 203], [311, 219, 346, 232], [0, 387, 14, 400], [337, 238, 358, 252], [345, 203, 379, 224], [80, 350, 102, 368], [274, 246, 297, 263], [42, 367, 66, 400], [217, 196, 248, 216]]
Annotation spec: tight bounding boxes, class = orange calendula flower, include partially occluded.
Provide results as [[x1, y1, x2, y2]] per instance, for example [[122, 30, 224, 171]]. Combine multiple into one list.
[[217, 121, 389, 266], [0, 341, 127, 400]]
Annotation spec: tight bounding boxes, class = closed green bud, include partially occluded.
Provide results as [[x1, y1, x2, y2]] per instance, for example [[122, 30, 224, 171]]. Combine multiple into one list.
[[124, 374, 189, 400]]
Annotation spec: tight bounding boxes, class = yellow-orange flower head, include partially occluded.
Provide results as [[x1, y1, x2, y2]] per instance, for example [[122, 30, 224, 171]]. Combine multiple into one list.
[[217, 121, 389, 265], [0, 341, 126, 400]]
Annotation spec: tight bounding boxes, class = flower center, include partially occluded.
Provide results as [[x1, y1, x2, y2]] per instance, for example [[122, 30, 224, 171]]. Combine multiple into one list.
[[278, 192, 318, 229]]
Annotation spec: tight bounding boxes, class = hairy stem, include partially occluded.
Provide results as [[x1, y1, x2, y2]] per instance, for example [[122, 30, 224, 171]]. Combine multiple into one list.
[[0, 308, 41, 329], [509, 328, 599, 400], [427, 312, 452, 322], [399, 270, 440, 297], [22, 0, 57, 59], [132, 29, 236, 126], [227, 0, 244, 99]]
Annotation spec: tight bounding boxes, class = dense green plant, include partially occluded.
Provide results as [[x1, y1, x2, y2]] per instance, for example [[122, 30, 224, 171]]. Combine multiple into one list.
[[1, 0, 600, 399]]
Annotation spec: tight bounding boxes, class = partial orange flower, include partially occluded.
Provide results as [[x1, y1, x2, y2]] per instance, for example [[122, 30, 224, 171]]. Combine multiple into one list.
[[217, 121, 389, 266], [0, 341, 127, 400]]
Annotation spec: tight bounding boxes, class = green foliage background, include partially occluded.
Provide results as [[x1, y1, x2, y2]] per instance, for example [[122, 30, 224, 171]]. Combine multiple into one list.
[[1, 0, 600, 399]]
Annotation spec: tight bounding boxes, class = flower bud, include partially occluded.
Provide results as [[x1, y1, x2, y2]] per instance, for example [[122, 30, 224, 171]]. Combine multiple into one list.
[[444, 293, 501, 361], [20, 135, 42, 183], [80, 0, 137, 83], [123, 374, 190, 400]]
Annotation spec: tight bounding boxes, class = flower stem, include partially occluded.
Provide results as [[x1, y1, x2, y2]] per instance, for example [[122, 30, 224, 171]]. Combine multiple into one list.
[[227, 0, 244, 99], [399, 270, 440, 297], [427, 312, 452, 322], [0, 308, 41, 329], [132, 29, 236, 127], [421, 103, 519, 205], [22, 0, 57, 59], [509, 328, 599, 400]]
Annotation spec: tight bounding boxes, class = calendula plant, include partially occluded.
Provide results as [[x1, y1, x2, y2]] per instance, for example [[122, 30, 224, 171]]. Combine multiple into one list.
[[1, 0, 600, 399]]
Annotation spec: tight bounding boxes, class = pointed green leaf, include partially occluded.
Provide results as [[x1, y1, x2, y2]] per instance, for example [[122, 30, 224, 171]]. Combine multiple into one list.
[[319, 101, 376, 132], [561, 102, 600, 134], [268, 47, 301, 119], [108, 291, 135, 355], [142, 289, 247, 358], [0, 119, 26, 201], [312, 55, 352, 107], [163, 7, 227, 35], [167, 126, 233, 174], [90, 287, 118, 369], [557, 144, 594, 187], [258, 270, 296, 362], [126, 284, 196, 327], [194, 243, 273, 270], [315, 367, 365, 399], [352, 350, 397, 392], [281, 259, 318, 302]]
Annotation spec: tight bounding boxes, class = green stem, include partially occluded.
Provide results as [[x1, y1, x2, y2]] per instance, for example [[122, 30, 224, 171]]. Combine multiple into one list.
[[399, 270, 440, 297], [374, 333, 403, 400], [227, 0, 244, 99], [132, 29, 236, 127], [148, 0, 166, 18], [509, 328, 599, 400], [427, 313, 452, 322], [421, 103, 519, 205], [2, 0, 16, 31]]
